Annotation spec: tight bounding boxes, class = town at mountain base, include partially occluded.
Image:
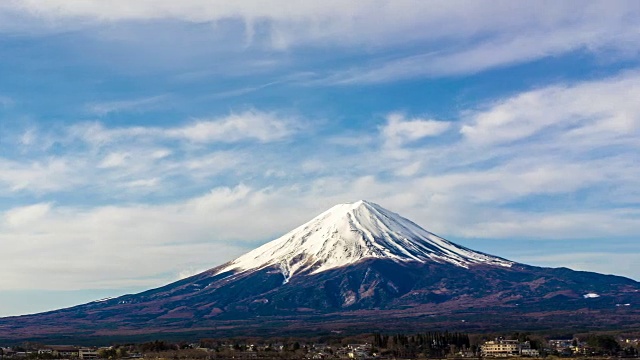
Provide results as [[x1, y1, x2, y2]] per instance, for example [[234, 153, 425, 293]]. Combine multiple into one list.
[[0, 201, 638, 341]]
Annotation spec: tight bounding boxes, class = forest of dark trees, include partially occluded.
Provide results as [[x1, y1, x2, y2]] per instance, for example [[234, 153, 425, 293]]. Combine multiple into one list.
[[373, 331, 471, 358], [2, 330, 639, 359]]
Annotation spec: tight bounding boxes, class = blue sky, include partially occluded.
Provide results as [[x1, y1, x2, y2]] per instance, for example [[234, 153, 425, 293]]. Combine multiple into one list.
[[1, 1, 639, 317]]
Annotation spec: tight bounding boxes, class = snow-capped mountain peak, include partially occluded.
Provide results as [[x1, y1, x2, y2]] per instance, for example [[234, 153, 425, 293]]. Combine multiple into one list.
[[218, 200, 512, 280]]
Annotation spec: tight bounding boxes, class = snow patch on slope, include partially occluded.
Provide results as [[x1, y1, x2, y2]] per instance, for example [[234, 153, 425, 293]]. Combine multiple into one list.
[[217, 200, 513, 279]]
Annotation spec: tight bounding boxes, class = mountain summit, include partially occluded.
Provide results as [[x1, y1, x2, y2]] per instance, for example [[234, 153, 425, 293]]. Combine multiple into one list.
[[1, 200, 639, 341], [219, 200, 512, 283]]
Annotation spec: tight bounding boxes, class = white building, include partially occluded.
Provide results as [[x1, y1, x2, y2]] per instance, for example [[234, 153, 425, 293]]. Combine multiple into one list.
[[481, 339, 539, 357], [79, 348, 99, 359], [482, 340, 519, 357]]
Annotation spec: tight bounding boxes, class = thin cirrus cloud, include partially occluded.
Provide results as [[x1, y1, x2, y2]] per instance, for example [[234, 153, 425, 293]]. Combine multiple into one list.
[[323, 19, 640, 84], [381, 113, 451, 148], [0, 95, 14, 108], [69, 109, 298, 145], [2, 1, 634, 44], [1, 1, 638, 75], [164, 111, 296, 143], [0, 110, 298, 196], [86, 95, 169, 116], [97, 152, 130, 169]]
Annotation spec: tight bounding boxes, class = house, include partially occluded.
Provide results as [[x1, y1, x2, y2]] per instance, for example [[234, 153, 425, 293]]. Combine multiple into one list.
[[520, 348, 540, 357], [46, 346, 79, 358], [481, 339, 539, 357], [481, 340, 519, 357], [78, 348, 98, 359], [548, 339, 573, 350], [457, 349, 476, 357]]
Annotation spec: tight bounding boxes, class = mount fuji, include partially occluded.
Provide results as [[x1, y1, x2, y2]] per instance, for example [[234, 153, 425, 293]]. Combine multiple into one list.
[[218, 200, 512, 282], [1, 200, 639, 341]]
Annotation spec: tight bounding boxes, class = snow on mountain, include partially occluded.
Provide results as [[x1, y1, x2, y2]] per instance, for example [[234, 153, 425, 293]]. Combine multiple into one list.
[[218, 200, 512, 280], [584, 293, 601, 298]]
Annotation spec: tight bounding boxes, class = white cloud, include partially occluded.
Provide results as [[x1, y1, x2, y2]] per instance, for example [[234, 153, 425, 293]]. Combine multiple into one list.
[[411, 159, 607, 205], [0, 111, 296, 196], [325, 18, 640, 83], [2, 72, 640, 293], [70, 109, 298, 146], [326, 134, 375, 148], [125, 178, 159, 188], [1, 1, 638, 79], [19, 128, 36, 146], [4, 203, 51, 228], [460, 73, 640, 146], [366, 73, 640, 239], [151, 149, 172, 159], [0, 127, 258, 197], [98, 152, 130, 168], [300, 159, 326, 174], [381, 113, 451, 148], [0, 95, 14, 108], [4, 73, 639, 225], [166, 110, 295, 143], [516, 252, 640, 280], [0, 157, 77, 193], [3, 1, 635, 46], [455, 209, 640, 240], [2, 176, 638, 292], [86, 95, 168, 116], [395, 161, 422, 177], [0, 184, 324, 290], [183, 151, 244, 175], [0, 140, 247, 198]]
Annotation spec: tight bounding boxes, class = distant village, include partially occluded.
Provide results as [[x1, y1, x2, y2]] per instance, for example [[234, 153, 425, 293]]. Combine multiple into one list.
[[0, 333, 638, 359]]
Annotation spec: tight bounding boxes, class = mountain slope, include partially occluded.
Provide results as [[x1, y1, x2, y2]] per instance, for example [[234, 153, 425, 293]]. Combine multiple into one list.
[[1, 200, 639, 341], [218, 200, 512, 281]]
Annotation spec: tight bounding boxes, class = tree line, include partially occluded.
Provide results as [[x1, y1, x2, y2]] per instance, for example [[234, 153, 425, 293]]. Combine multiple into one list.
[[373, 331, 471, 357]]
